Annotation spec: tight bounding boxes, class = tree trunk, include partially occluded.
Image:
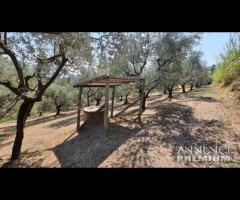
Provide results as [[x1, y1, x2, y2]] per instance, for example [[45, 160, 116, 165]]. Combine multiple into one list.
[[138, 87, 142, 94], [123, 96, 129, 105], [146, 93, 149, 98], [163, 88, 167, 94], [87, 96, 90, 106], [142, 94, 147, 111], [181, 84, 186, 93], [11, 100, 34, 160], [55, 105, 61, 116], [167, 87, 173, 100], [96, 99, 100, 106], [190, 84, 193, 91], [119, 95, 123, 101], [195, 83, 200, 88]]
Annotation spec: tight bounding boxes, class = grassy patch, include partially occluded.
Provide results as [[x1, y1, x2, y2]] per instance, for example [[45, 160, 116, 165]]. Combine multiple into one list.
[[191, 86, 219, 98], [0, 115, 16, 123]]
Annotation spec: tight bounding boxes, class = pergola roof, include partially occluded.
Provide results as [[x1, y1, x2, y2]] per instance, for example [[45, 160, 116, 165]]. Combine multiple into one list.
[[73, 75, 143, 88]]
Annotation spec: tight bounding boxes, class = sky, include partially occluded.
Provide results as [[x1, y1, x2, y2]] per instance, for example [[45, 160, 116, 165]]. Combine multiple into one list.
[[194, 32, 234, 66]]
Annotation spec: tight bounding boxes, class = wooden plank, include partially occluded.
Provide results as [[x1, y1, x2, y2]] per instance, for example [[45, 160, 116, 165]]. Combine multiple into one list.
[[76, 87, 82, 130], [138, 79, 145, 123], [104, 76, 109, 136], [111, 86, 115, 117], [114, 97, 140, 117]]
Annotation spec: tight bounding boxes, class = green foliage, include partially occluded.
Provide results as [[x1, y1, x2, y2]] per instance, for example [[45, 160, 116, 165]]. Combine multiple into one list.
[[34, 83, 74, 115], [0, 86, 13, 110], [46, 84, 72, 111], [154, 33, 202, 90], [212, 64, 232, 85], [213, 34, 240, 86], [35, 96, 52, 115]]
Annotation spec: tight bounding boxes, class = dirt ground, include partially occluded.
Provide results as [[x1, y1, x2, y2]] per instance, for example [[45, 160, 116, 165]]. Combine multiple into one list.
[[1, 85, 240, 168]]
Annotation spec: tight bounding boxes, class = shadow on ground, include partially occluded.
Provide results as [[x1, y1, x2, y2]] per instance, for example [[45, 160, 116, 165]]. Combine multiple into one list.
[[140, 102, 228, 167], [183, 95, 221, 103], [173, 86, 221, 103], [2, 87, 235, 168], [51, 121, 141, 167], [0, 111, 77, 138], [51, 101, 228, 168], [47, 116, 77, 129], [1, 150, 46, 168]]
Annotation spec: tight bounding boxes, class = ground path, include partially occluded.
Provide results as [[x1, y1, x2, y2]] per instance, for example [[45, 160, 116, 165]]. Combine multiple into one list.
[[1, 86, 240, 167]]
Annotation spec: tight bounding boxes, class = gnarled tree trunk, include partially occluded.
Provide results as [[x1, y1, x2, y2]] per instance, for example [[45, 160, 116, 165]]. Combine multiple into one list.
[[55, 104, 61, 116], [123, 95, 129, 105], [190, 83, 193, 91], [95, 98, 101, 106], [11, 100, 34, 160], [167, 87, 173, 100], [142, 94, 147, 111], [181, 84, 186, 93]]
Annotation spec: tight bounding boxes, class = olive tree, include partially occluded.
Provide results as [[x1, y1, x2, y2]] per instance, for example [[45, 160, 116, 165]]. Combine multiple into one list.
[[0, 32, 92, 160], [154, 33, 201, 99], [44, 84, 72, 116]]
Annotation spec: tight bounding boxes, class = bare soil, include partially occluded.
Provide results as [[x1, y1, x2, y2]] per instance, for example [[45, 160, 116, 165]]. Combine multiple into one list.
[[1, 85, 240, 168]]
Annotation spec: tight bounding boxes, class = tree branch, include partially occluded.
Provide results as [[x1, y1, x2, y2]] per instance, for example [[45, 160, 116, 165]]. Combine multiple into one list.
[[0, 80, 20, 96], [37, 54, 62, 64], [35, 48, 68, 100], [0, 40, 25, 88], [157, 56, 174, 70]]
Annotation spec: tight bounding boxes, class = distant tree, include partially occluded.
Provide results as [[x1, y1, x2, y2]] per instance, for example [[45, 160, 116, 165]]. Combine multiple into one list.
[[179, 51, 203, 92], [94, 88, 103, 106], [36, 96, 52, 116], [154, 33, 201, 99], [44, 84, 71, 116]]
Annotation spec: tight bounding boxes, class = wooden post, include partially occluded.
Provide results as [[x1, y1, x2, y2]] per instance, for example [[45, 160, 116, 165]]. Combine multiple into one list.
[[77, 87, 82, 130], [138, 79, 145, 123], [111, 86, 115, 118], [104, 76, 109, 135]]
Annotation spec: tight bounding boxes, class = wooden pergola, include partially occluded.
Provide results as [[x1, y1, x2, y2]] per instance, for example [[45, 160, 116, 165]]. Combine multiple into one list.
[[73, 75, 145, 135]]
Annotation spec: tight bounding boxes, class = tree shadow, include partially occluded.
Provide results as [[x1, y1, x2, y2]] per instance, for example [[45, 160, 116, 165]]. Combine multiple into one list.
[[0, 111, 77, 135], [47, 116, 78, 129], [1, 92, 231, 168], [142, 102, 229, 167], [187, 96, 221, 103], [172, 87, 221, 103], [50, 98, 227, 168], [1, 150, 46, 168], [51, 121, 141, 167]]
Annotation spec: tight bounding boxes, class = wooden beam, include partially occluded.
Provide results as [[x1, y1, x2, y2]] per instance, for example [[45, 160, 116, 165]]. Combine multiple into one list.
[[73, 75, 141, 88], [138, 79, 145, 123], [75, 84, 121, 88], [111, 86, 115, 117], [76, 87, 82, 130], [104, 76, 109, 136]]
